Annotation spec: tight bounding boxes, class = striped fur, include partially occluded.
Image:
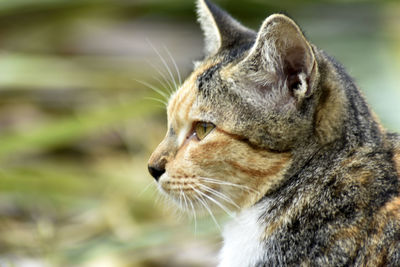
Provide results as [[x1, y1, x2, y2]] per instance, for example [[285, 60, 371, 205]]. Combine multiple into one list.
[[148, 0, 400, 266]]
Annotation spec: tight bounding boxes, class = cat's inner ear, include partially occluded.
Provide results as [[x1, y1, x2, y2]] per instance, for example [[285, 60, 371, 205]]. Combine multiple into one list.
[[196, 0, 255, 57], [242, 14, 318, 99]]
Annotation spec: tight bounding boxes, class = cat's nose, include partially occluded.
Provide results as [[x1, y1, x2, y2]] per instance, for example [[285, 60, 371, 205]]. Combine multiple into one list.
[[148, 165, 165, 181]]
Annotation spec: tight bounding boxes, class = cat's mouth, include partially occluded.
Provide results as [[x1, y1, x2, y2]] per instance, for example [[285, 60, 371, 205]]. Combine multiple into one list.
[[159, 176, 200, 196], [157, 174, 247, 216]]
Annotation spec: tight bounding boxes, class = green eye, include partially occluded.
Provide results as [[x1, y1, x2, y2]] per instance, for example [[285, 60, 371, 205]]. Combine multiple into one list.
[[194, 122, 215, 140]]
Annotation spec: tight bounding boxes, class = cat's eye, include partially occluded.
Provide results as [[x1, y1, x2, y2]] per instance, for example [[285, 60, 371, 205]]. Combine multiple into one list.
[[194, 122, 215, 140]]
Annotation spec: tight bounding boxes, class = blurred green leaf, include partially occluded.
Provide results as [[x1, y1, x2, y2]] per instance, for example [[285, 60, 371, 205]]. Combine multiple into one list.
[[0, 98, 159, 162]]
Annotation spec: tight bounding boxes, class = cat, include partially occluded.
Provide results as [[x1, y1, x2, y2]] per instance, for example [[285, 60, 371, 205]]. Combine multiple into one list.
[[148, 0, 400, 266]]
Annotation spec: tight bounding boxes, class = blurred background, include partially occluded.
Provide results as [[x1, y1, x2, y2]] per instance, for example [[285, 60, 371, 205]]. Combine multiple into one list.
[[0, 0, 399, 266]]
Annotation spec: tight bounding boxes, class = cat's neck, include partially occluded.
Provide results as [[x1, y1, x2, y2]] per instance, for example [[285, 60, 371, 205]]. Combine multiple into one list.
[[219, 203, 268, 267], [317, 50, 385, 150]]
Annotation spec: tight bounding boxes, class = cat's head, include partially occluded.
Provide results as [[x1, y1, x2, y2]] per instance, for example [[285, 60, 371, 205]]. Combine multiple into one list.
[[148, 0, 340, 212]]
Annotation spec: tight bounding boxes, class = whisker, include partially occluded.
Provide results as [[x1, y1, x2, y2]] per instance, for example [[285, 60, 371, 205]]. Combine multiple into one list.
[[138, 181, 157, 197], [198, 177, 260, 195], [198, 183, 240, 209], [146, 59, 175, 95], [192, 186, 235, 218], [135, 79, 169, 100], [158, 190, 184, 219], [180, 186, 189, 213], [178, 185, 185, 211], [190, 185, 221, 231], [151, 74, 174, 97], [144, 96, 168, 106], [155, 190, 169, 208], [147, 40, 178, 92], [188, 197, 198, 234], [182, 189, 190, 213], [163, 45, 182, 87]]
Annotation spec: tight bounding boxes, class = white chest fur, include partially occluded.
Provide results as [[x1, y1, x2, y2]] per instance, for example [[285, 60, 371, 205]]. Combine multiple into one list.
[[218, 205, 266, 267]]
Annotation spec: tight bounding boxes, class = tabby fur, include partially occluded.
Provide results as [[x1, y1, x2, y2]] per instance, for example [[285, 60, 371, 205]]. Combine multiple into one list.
[[148, 0, 400, 266]]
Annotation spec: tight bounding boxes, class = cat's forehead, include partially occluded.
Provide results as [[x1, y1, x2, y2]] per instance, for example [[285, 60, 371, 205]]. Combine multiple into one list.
[[167, 60, 220, 121]]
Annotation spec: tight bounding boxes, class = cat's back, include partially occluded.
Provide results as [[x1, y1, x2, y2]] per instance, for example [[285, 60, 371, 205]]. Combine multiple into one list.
[[355, 132, 400, 265], [388, 132, 400, 174]]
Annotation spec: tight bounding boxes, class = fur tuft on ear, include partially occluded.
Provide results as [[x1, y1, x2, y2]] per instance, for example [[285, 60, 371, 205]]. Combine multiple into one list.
[[241, 14, 318, 101], [196, 0, 221, 56], [196, 0, 255, 57]]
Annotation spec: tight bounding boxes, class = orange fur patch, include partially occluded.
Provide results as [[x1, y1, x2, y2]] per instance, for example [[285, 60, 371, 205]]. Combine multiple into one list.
[[225, 157, 289, 178], [381, 196, 400, 214]]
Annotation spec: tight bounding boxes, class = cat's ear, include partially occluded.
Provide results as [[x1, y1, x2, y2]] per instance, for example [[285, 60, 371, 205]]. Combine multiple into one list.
[[196, 0, 255, 56], [241, 14, 318, 100]]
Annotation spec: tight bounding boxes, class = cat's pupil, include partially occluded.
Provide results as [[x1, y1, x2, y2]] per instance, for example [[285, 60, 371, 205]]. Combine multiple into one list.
[[194, 122, 215, 140]]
